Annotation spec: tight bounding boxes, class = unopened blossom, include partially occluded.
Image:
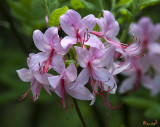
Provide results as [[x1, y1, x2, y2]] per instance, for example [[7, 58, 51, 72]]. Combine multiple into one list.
[[17, 54, 52, 101], [72, 46, 117, 107], [48, 60, 93, 109], [31, 27, 68, 73], [60, 9, 104, 49]]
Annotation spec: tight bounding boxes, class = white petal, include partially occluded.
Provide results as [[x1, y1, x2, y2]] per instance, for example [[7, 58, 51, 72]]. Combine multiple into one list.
[[17, 68, 33, 82]]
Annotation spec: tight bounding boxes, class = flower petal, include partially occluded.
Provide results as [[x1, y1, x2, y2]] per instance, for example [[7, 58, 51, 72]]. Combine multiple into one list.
[[74, 46, 91, 68], [66, 62, 77, 82], [141, 75, 153, 89], [61, 36, 77, 49], [16, 68, 33, 82], [48, 76, 61, 89], [66, 83, 93, 100], [44, 27, 59, 46], [119, 75, 136, 94], [34, 72, 52, 85], [71, 68, 89, 89], [82, 14, 96, 32], [92, 67, 111, 82], [103, 10, 119, 37], [152, 74, 160, 96], [84, 35, 105, 49], [33, 30, 51, 52], [91, 46, 115, 67], [148, 42, 160, 55], [60, 9, 82, 36], [51, 54, 65, 74]]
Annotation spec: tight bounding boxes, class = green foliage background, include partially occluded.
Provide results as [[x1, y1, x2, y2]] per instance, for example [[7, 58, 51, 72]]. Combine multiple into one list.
[[0, 0, 160, 127]]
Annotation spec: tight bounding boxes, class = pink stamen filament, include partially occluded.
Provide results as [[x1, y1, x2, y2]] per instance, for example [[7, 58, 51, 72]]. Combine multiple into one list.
[[18, 79, 36, 101], [39, 49, 54, 74], [60, 79, 73, 118], [76, 28, 90, 49]]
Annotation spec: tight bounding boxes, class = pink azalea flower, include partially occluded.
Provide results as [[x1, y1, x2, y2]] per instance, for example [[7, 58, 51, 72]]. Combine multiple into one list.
[[72, 46, 117, 107], [129, 17, 160, 54], [91, 10, 141, 57], [119, 56, 152, 93], [16, 54, 52, 101], [60, 9, 104, 49], [32, 26, 69, 73], [48, 61, 93, 110]]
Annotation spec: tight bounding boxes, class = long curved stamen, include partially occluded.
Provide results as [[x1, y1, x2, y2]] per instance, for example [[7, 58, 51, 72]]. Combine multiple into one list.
[[76, 28, 90, 48], [32, 82, 42, 101], [106, 37, 143, 58], [18, 79, 36, 101], [102, 95, 122, 110], [61, 79, 73, 119]]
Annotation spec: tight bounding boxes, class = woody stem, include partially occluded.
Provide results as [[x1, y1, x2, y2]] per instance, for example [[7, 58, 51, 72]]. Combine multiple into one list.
[[73, 98, 87, 127]]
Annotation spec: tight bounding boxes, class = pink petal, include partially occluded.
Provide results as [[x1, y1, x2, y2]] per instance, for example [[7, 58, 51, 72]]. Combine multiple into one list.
[[66, 83, 93, 100], [150, 24, 160, 41], [71, 68, 89, 89], [119, 75, 136, 94], [44, 27, 59, 48], [84, 35, 105, 49], [61, 36, 77, 49], [51, 54, 65, 74], [148, 42, 160, 55], [129, 23, 143, 39], [151, 55, 160, 73], [74, 46, 91, 68], [48, 76, 61, 89], [152, 74, 160, 96], [16, 68, 33, 82], [112, 61, 130, 75], [34, 72, 52, 85], [82, 14, 96, 32], [91, 46, 115, 67], [66, 62, 77, 82], [103, 10, 119, 37], [96, 18, 105, 32], [141, 75, 152, 89], [33, 30, 51, 52], [60, 9, 82, 36], [30, 80, 40, 101], [92, 67, 111, 82]]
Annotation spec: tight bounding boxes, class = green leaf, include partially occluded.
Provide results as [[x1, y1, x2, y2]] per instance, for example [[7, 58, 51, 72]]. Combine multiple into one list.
[[123, 96, 159, 109], [139, 0, 160, 10], [145, 106, 160, 118], [48, 6, 69, 27], [80, 0, 99, 10], [117, 0, 133, 7], [71, 0, 85, 10]]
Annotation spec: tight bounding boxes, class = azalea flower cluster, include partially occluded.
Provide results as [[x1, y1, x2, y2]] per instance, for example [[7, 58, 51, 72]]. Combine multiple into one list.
[[119, 17, 160, 95], [17, 9, 141, 109]]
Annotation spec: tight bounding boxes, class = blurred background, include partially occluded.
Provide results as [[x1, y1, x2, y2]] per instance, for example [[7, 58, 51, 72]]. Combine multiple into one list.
[[0, 0, 160, 127]]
